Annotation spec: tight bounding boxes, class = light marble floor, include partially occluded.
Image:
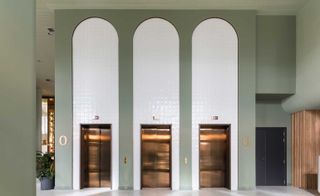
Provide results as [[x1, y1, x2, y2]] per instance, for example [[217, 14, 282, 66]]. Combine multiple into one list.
[[37, 184, 314, 196]]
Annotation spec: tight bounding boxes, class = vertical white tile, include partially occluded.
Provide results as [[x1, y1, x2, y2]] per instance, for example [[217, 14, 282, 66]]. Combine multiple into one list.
[[133, 18, 180, 190], [73, 18, 119, 190], [192, 18, 238, 190]]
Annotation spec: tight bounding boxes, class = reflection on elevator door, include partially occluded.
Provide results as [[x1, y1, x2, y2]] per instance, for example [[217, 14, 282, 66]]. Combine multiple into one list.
[[199, 125, 230, 188], [141, 125, 171, 188], [80, 124, 111, 188]]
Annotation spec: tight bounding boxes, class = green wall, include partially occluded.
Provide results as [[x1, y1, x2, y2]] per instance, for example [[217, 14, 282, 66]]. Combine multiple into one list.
[[55, 12, 73, 188], [256, 101, 292, 184], [255, 15, 296, 186], [283, 0, 320, 112], [0, 0, 36, 195], [36, 89, 42, 151], [256, 16, 296, 96], [55, 10, 256, 190]]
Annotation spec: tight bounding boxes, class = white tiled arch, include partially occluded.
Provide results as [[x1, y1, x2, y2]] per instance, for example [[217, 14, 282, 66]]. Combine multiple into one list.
[[133, 18, 180, 190], [72, 17, 119, 190], [192, 18, 238, 190]]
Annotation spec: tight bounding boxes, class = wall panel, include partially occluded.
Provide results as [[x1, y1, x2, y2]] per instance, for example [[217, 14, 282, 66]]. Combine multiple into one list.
[[0, 0, 35, 195], [256, 16, 296, 95], [292, 110, 320, 189]]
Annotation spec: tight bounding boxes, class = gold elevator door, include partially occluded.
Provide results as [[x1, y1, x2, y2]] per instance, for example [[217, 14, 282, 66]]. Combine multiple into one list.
[[81, 124, 111, 188], [141, 125, 171, 188], [199, 125, 230, 188]]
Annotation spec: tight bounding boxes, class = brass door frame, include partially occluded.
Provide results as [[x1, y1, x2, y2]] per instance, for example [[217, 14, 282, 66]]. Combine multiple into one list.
[[198, 124, 231, 189], [80, 124, 112, 189], [140, 124, 172, 189]]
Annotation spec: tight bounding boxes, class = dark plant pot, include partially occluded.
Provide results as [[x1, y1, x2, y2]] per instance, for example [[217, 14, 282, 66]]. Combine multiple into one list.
[[40, 177, 54, 190]]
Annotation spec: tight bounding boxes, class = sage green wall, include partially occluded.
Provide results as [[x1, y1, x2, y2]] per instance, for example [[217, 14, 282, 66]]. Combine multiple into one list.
[[255, 16, 296, 185], [256, 16, 296, 95], [0, 0, 36, 195], [37, 88, 42, 151], [55, 12, 73, 189], [283, 0, 320, 113], [55, 10, 256, 190], [256, 101, 292, 184]]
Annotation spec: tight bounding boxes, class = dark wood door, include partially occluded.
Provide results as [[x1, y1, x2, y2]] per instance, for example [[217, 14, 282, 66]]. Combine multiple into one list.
[[256, 127, 286, 186]]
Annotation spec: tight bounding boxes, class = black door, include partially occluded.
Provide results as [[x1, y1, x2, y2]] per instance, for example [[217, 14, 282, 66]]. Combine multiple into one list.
[[256, 127, 286, 186]]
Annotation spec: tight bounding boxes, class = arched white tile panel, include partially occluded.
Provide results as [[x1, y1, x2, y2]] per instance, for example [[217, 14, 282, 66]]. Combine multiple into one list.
[[133, 18, 180, 190], [192, 18, 238, 190], [73, 18, 119, 190]]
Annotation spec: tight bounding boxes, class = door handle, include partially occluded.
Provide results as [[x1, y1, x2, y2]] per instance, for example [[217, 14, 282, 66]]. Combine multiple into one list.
[[124, 156, 127, 164]]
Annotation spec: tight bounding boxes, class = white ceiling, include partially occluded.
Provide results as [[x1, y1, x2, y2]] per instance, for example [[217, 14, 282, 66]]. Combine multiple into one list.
[[36, 0, 54, 96], [36, 0, 309, 96]]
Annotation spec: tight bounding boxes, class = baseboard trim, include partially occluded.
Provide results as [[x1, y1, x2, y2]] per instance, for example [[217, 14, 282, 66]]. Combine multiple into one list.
[[119, 186, 133, 190]]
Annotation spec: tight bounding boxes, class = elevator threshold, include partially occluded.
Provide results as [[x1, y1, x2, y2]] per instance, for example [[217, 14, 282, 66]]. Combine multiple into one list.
[[80, 187, 111, 190], [200, 187, 230, 191]]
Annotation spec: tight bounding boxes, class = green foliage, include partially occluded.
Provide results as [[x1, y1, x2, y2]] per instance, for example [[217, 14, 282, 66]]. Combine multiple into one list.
[[36, 151, 55, 180]]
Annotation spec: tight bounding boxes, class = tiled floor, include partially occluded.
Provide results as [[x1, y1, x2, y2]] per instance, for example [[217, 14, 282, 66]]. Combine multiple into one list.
[[37, 184, 314, 196]]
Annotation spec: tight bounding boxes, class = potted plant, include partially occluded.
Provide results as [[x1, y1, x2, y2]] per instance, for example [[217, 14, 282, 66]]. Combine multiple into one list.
[[36, 151, 55, 190]]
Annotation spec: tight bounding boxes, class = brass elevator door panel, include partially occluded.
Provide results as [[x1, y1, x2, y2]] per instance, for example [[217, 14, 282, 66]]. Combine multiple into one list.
[[81, 125, 111, 189], [200, 125, 230, 188], [100, 128, 111, 187], [141, 125, 171, 188]]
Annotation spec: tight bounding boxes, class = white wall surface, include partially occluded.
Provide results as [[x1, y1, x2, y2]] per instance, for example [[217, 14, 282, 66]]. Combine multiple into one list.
[[192, 18, 238, 190], [73, 18, 119, 190], [133, 18, 180, 190]]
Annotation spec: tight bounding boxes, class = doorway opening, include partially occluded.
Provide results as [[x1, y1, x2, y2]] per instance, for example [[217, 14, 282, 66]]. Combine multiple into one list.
[[141, 125, 171, 189], [256, 127, 286, 186], [80, 124, 111, 188], [199, 124, 230, 188]]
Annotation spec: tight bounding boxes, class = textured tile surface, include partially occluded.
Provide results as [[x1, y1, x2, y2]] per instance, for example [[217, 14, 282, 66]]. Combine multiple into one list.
[[73, 18, 119, 190], [192, 18, 238, 190], [133, 18, 180, 190]]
